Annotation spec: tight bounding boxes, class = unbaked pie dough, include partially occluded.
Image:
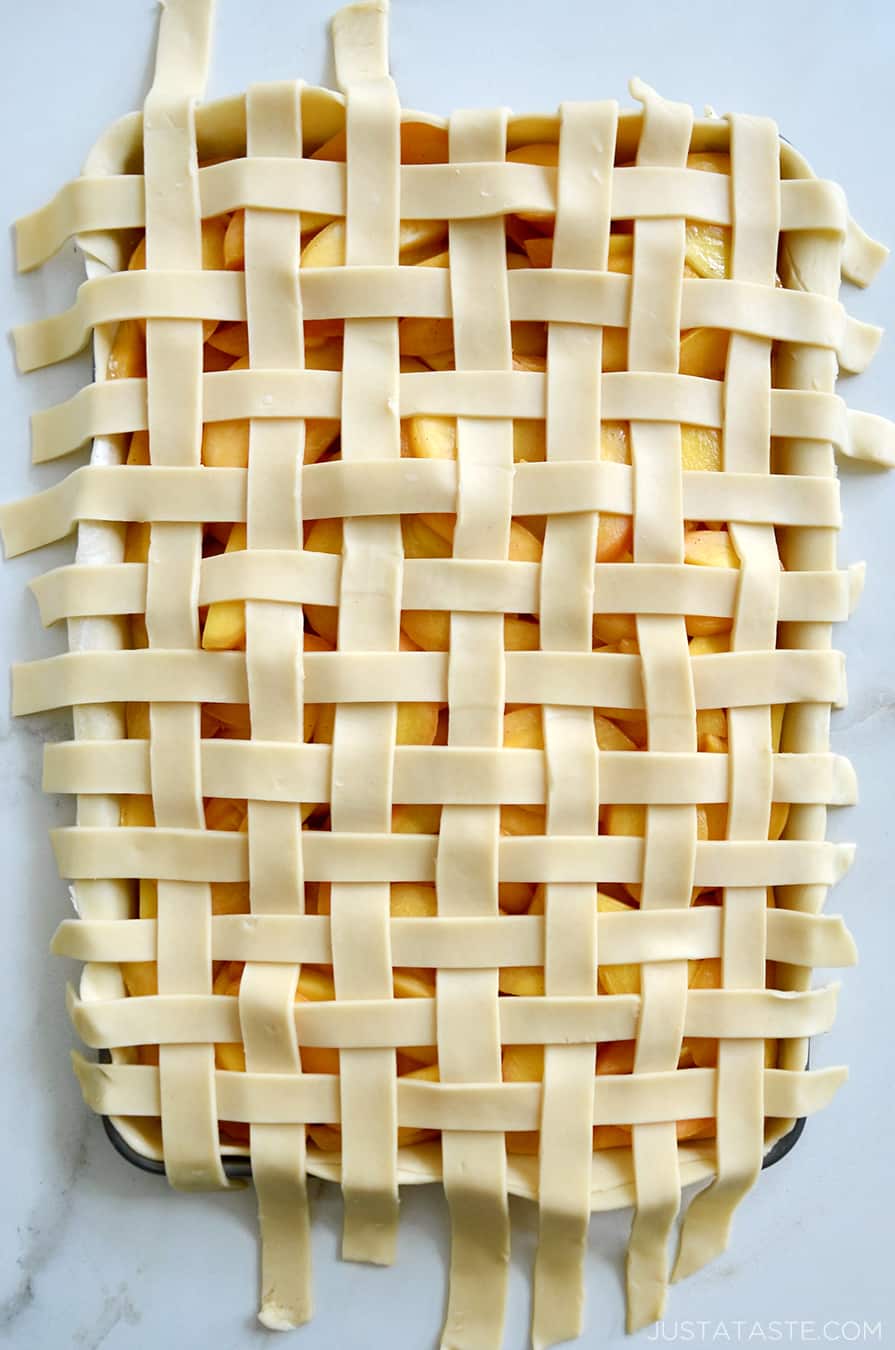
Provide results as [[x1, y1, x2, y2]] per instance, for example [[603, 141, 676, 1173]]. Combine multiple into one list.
[[4, 0, 893, 1343]]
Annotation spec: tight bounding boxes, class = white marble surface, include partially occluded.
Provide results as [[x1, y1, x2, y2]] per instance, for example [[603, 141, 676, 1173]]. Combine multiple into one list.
[[1, 2, 894, 1346]]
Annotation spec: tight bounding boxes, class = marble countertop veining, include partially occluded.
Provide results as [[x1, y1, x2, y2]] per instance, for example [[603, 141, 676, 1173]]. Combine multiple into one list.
[[2, 1, 894, 1346]]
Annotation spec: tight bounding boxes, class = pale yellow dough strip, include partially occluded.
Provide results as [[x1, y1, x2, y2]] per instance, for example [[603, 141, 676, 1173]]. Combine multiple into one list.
[[623, 79, 694, 1333], [676, 113, 780, 1282], [237, 80, 313, 1330], [30, 555, 860, 627], [18, 158, 863, 270], [42, 741, 857, 811], [71, 1055, 847, 1130], [14, 645, 848, 717], [69, 983, 840, 1053], [532, 98, 617, 1350], [0, 458, 848, 557], [55, 906, 857, 972], [435, 106, 513, 1350], [328, 0, 402, 1267], [30, 367, 894, 465], [139, 0, 224, 1194], [50, 825, 854, 889], [13, 263, 881, 373]]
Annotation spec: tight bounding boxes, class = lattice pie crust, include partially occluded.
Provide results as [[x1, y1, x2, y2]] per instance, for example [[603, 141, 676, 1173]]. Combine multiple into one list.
[[4, 0, 893, 1343]]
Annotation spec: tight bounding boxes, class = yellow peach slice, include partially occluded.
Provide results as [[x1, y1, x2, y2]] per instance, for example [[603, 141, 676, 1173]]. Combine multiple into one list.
[[312, 120, 449, 166], [685, 528, 739, 570], [679, 327, 729, 380], [681, 425, 722, 473], [688, 632, 730, 657], [300, 218, 448, 270], [205, 797, 247, 831], [522, 231, 634, 274], [107, 319, 146, 381], [685, 222, 729, 280], [303, 518, 343, 644], [399, 316, 454, 358], [685, 532, 738, 638], [210, 882, 250, 916], [202, 524, 247, 651], [212, 703, 251, 738], [686, 153, 730, 175], [392, 804, 441, 834], [119, 796, 158, 997], [596, 893, 641, 997], [396, 702, 439, 746], [595, 420, 633, 563], [683, 156, 730, 280], [696, 708, 728, 749], [597, 1040, 636, 1075]]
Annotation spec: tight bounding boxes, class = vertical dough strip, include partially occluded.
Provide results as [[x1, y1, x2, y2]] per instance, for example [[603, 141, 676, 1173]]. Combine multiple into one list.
[[239, 80, 312, 1329], [532, 98, 617, 1350], [329, 0, 402, 1267], [142, 0, 226, 1193]]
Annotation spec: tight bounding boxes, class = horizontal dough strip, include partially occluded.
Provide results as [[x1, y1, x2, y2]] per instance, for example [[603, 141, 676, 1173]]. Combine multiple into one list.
[[17, 165, 848, 271], [13, 267, 878, 373], [30, 556, 860, 626], [50, 825, 853, 888], [72, 1052, 846, 1129], [52, 904, 858, 970], [43, 739, 856, 808], [34, 367, 888, 464], [0, 460, 841, 557], [15, 647, 846, 715], [69, 983, 838, 1051]]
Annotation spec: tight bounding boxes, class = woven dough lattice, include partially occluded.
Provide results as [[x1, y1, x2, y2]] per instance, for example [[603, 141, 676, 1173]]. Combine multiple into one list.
[[5, 0, 894, 1343]]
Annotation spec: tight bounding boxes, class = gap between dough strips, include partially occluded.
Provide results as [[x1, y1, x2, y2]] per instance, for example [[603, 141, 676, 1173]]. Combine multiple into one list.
[[4, 0, 895, 1343]]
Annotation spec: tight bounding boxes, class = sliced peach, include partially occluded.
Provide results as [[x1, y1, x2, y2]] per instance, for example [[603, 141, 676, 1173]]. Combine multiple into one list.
[[107, 319, 146, 381], [685, 222, 729, 280], [406, 415, 455, 460], [697, 708, 727, 749], [392, 804, 442, 834], [597, 421, 633, 562], [313, 120, 448, 166], [210, 882, 250, 916], [597, 894, 641, 997], [688, 632, 730, 657], [685, 528, 739, 570], [679, 327, 729, 380], [681, 425, 722, 472], [202, 524, 247, 651], [396, 702, 439, 746], [683, 155, 730, 278], [594, 714, 638, 753], [399, 316, 454, 357], [510, 321, 547, 358], [593, 613, 637, 645], [300, 218, 448, 270], [205, 797, 247, 831], [597, 1040, 636, 1075], [502, 1043, 544, 1081], [205, 322, 249, 357], [213, 703, 252, 738]]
